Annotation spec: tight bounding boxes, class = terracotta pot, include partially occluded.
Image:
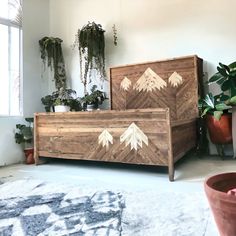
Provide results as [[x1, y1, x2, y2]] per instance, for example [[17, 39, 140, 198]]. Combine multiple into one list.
[[204, 172, 236, 236], [206, 114, 232, 144], [24, 148, 35, 164]]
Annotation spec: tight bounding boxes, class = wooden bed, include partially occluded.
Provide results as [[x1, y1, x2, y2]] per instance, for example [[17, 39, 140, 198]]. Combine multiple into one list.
[[34, 55, 203, 181], [34, 109, 196, 181]]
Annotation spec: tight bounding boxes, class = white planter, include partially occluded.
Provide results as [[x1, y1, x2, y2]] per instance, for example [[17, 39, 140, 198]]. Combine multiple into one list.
[[54, 105, 70, 112], [86, 104, 96, 111]]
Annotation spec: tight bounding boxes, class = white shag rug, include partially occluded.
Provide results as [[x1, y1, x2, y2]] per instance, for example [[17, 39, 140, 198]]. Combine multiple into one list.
[[0, 178, 218, 236]]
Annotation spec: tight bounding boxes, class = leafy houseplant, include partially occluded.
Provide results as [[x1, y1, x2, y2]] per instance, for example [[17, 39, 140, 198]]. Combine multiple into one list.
[[208, 61, 236, 105], [52, 88, 81, 112], [200, 93, 231, 120], [81, 85, 106, 111], [41, 89, 82, 112], [199, 93, 232, 156], [73, 22, 106, 94], [208, 61, 236, 157], [15, 118, 34, 164], [41, 95, 55, 112], [39, 36, 67, 90]]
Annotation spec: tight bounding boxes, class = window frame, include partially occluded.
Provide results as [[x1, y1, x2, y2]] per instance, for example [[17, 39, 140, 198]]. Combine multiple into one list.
[[0, 14, 22, 117]]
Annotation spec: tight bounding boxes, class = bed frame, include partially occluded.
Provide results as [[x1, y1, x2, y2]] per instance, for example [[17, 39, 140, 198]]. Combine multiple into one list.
[[34, 109, 196, 181], [34, 55, 203, 181]]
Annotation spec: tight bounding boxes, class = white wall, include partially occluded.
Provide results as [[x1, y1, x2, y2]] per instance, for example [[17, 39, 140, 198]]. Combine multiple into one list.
[[49, 0, 236, 97], [0, 0, 50, 166], [1, 0, 236, 166], [23, 0, 50, 116], [49, 0, 236, 154]]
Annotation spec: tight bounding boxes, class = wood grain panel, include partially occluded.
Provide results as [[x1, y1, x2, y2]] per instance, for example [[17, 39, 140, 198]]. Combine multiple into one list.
[[34, 109, 173, 171], [110, 55, 203, 122]]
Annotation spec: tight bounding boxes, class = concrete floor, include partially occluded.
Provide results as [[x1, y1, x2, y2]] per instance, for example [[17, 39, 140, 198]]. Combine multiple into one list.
[[0, 154, 235, 192], [0, 154, 235, 235]]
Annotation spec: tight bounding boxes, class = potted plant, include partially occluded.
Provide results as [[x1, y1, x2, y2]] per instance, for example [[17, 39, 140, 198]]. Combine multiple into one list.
[[200, 93, 232, 156], [52, 88, 78, 112], [41, 94, 55, 112], [208, 61, 236, 157], [81, 85, 106, 111], [208, 61, 236, 103], [15, 117, 34, 164], [67, 98, 82, 112], [204, 172, 236, 236], [73, 22, 106, 94], [39, 36, 67, 90]]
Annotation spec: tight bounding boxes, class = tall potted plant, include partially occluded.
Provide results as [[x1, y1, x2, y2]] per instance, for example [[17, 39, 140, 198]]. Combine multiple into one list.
[[199, 93, 232, 156], [208, 61, 236, 157], [73, 22, 106, 94], [15, 117, 34, 164]]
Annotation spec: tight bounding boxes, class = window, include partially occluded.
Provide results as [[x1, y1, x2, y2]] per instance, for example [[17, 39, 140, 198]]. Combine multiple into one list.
[[0, 0, 22, 116]]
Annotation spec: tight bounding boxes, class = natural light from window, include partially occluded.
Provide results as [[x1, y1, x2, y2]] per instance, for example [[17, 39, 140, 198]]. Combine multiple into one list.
[[0, 0, 22, 116]]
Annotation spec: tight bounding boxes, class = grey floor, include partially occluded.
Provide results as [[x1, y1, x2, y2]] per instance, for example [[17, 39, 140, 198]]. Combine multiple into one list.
[[0, 154, 235, 192], [0, 154, 235, 236]]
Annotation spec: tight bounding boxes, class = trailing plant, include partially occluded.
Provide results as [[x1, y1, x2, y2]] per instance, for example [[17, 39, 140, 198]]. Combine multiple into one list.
[[73, 22, 106, 94], [39, 36, 67, 90], [208, 61, 236, 105]]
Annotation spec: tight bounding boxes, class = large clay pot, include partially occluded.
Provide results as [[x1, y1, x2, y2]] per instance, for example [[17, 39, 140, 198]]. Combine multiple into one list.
[[204, 172, 236, 236], [206, 114, 232, 144]]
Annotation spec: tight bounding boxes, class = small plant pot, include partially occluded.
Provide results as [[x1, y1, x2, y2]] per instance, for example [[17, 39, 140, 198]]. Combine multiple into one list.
[[204, 172, 236, 236], [206, 114, 232, 144], [24, 148, 35, 164], [86, 104, 97, 111], [54, 105, 70, 112]]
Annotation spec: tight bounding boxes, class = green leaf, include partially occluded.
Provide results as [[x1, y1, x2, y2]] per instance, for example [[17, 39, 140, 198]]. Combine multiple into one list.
[[213, 110, 223, 120], [221, 80, 231, 91], [220, 94, 230, 101], [203, 93, 214, 108], [215, 103, 231, 111], [201, 107, 211, 117], [229, 70, 236, 78], [216, 77, 226, 86], [217, 66, 228, 77], [219, 62, 230, 72], [208, 73, 224, 84], [230, 96, 236, 105], [214, 93, 230, 102], [25, 117, 34, 123], [228, 61, 236, 69]]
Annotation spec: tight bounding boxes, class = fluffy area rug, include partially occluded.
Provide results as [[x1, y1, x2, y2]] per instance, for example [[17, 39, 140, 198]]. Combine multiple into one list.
[[0, 178, 217, 236]]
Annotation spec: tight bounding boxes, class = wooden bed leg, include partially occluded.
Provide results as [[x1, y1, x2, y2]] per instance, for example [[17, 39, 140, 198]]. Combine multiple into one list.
[[34, 149, 39, 165], [168, 166, 175, 182]]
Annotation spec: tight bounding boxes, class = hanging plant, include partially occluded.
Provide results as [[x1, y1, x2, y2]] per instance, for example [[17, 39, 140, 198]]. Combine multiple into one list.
[[73, 22, 106, 94], [39, 36, 67, 90]]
